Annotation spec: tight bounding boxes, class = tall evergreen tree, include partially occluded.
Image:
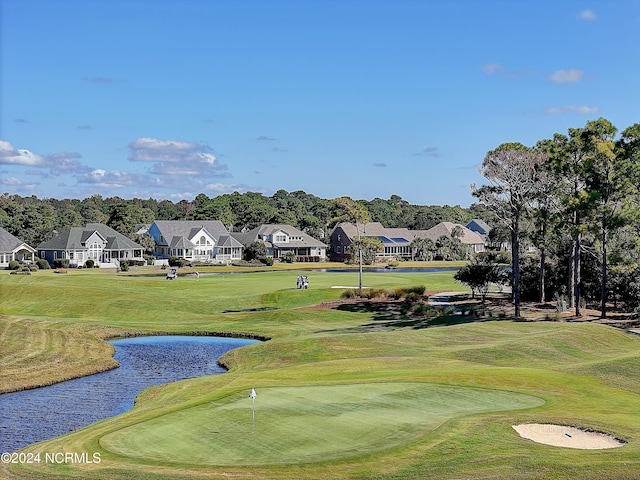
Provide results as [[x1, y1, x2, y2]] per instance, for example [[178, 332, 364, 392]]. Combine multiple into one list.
[[473, 143, 548, 318]]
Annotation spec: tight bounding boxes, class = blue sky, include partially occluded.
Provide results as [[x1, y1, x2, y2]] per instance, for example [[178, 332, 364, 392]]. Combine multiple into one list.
[[1, 0, 639, 206]]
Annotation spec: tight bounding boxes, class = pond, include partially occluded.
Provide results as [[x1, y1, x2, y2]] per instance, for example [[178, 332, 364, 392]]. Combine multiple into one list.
[[314, 267, 460, 273], [0, 335, 259, 453]]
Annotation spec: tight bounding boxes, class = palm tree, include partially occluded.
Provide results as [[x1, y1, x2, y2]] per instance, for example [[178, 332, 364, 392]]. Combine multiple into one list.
[[410, 237, 434, 261]]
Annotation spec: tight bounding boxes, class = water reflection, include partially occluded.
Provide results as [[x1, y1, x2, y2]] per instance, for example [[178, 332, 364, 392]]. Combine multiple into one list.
[[0, 335, 258, 452]]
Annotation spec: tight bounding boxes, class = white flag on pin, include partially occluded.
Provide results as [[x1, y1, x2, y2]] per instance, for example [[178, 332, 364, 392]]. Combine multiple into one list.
[[249, 388, 256, 399]]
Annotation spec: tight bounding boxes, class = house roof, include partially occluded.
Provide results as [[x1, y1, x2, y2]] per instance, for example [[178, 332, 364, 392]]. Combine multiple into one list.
[[332, 222, 413, 244], [170, 235, 195, 249], [0, 227, 36, 253], [232, 224, 326, 248], [152, 220, 230, 244], [217, 234, 243, 248], [36, 224, 144, 251], [466, 218, 491, 235], [413, 222, 485, 245]]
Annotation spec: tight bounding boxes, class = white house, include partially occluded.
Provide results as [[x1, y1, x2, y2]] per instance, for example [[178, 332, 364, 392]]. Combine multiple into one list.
[[232, 224, 326, 262], [148, 220, 243, 264], [0, 227, 37, 267]]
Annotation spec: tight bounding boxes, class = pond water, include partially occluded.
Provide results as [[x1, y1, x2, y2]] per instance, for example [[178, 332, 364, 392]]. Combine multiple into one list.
[[309, 267, 460, 273], [0, 335, 258, 453]]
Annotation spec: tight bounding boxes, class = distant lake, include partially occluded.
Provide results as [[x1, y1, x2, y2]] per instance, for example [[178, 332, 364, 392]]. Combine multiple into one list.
[[312, 267, 460, 273], [0, 335, 259, 453]]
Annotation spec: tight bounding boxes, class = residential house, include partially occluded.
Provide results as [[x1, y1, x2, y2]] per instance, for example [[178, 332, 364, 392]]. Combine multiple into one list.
[[0, 227, 37, 267], [232, 224, 326, 262], [36, 223, 145, 267], [329, 222, 414, 261], [148, 220, 243, 264], [413, 222, 485, 254]]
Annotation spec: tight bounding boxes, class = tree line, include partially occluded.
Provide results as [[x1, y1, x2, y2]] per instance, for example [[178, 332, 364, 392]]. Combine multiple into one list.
[[472, 117, 640, 318], [0, 190, 492, 249]]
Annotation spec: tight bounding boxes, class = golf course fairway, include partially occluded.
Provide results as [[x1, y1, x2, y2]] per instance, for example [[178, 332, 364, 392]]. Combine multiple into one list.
[[2, 267, 640, 479], [100, 383, 544, 465]]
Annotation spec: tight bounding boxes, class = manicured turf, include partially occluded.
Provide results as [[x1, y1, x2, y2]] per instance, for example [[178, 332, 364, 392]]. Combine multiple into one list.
[[2, 265, 640, 480], [101, 383, 543, 466]]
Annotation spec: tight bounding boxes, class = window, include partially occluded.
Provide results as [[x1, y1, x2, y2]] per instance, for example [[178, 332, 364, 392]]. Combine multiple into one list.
[[88, 242, 102, 261]]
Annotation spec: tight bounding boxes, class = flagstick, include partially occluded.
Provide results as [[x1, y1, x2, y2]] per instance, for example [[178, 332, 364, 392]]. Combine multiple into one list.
[[249, 387, 256, 433]]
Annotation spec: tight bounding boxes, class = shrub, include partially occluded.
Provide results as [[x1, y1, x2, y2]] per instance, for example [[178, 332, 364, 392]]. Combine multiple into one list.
[[120, 262, 129, 272], [405, 292, 422, 304], [364, 288, 390, 299], [10, 266, 32, 275], [28, 264, 38, 272], [412, 303, 438, 317], [8, 260, 20, 270], [281, 252, 296, 263], [340, 289, 358, 299], [259, 256, 274, 266], [36, 259, 51, 270], [54, 259, 70, 269], [85, 259, 95, 269], [244, 241, 268, 261], [232, 260, 265, 267], [169, 257, 190, 267]]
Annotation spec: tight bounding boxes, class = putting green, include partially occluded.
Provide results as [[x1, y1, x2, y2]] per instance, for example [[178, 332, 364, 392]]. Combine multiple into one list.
[[101, 383, 543, 465]]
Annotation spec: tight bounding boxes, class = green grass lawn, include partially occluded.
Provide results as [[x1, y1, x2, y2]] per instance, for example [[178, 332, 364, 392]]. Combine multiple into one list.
[[2, 265, 640, 479], [101, 383, 543, 466]]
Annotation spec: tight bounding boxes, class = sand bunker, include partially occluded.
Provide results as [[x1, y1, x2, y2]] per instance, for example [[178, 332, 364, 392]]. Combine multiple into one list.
[[513, 423, 625, 449]]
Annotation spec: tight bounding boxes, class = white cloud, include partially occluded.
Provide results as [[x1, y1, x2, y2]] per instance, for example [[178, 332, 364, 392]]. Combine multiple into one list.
[[0, 176, 39, 190], [84, 76, 116, 84], [544, 105, 599, 115], [549, 69, 584, 84], [46, 152, 91, 176], [0, 141, 92, 178], [77, 169, 148, 188], [128, 137, 227, 176], [0, 140, 47, 166], [482, 63, 537, 79], [483, 63, 502, 74], [413, 146, 442, 158], [578, 10, 597, 21], [205, 182, 262, 194]]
